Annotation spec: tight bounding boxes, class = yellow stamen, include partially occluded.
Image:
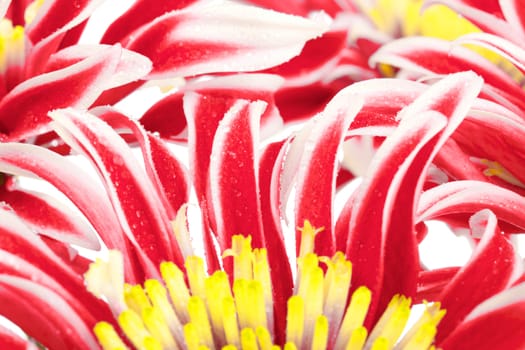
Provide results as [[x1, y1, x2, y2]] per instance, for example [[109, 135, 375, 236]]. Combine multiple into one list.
[[90, 222, 445, 350], [124, 284, 152, 316], [312, 316, 329, 350], [187, 296, 214, 349], [160, 261, 190, 323], [118, 309, 152, 350], [93, 322, 129, 350], [286, 296, 304, 348], [185, 256, 207, 299], [240, 328, 258, 350]]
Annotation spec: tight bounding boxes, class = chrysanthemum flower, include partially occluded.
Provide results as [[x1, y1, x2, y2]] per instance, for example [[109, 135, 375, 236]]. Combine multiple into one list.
[[0, 69, 523, 348]]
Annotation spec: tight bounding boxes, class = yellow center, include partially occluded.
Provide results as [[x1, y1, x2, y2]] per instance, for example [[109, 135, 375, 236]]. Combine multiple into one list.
[[88, 222, 445, 350]]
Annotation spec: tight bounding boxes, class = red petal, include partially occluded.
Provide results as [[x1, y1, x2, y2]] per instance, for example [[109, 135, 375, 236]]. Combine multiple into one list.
[[208, 100, 267, 250], [0, 45, 123, 141], [346, 72, 483, 321], [418, 180, 525, 231], [101, 0, 197, 44], [50, 108, 183, 271], [0, 323, 37, 350], [126, 0, 328, 78], [259, 140, 293, 343], [0, 276, 98, 350], [0, 185, 100, 249], [370, 37, 525, 110], [440, 300, 525, 349], [500, 0, 525, 36], [416, 267, 461, 303], [143, 73, 283, 142], [436, 209, 522, 342], [94, 107, 190, 219], [294, 89, 363, 256]]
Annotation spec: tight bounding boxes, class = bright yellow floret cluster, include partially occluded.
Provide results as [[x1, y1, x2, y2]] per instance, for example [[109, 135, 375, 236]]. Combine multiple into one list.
[[89, 221, 445, 350]]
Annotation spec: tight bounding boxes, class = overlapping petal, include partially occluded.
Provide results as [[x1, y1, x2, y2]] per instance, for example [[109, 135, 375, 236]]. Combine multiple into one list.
[[125, 0, 330, 79]]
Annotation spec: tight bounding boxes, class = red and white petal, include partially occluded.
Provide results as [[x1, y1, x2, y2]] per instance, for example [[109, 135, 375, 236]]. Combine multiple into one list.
[[455, 32, 525, 73], [440, 298, 525, 349], [264, 24, 348, 87], [294, 90, 363, 256], [500, 0, 525, 36], [44, 44, 152, 88], [436, 209, 523, 343], [209, 100, 267, 251], [0, 322, 38, 350], [418, 180, 525, 230], [0, 276, 99, 350], [346, 72, 483, 321], [0, 45, 122, 141], [143, 73, 284, 142], [94, 107, 190, 219], [369, 37, 525, 108], [26, 0, 102, 44], [126, 0, 330, 79], [0, 143, 127, 255], [50, 108, 183, 271], [0, 185, 100, 249], [424, 0, 522, 42], [259, 140, 293, 342], [100, 0, 198, 45]]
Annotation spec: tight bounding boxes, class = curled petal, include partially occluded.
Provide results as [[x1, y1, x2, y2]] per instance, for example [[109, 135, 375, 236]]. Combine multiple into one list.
[[436, 209, 523, 342], [44, 44, 152, 89], [0, 276, 98, 350], [0, 185, 100, 249], [0, 45, 123, 141], [424, 0, 523, 43], [369, 37, 525, 108], [126, 0, 330, 78], [346, 71, 482, 322], [455, 32, 525, 73], [93, 107, 190, 220], [500, 0, 525, 37], [50, 108, 183, 272], [418, 180, 525, 230], [0, 322, 38, 350], [101, 0, 198, 44]]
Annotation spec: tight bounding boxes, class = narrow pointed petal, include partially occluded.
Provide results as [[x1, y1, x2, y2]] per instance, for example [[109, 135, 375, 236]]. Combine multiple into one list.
[[209, 100, 267, 251], [436, 209, 522, 342], [0, 185, 100, 249], [0, 276, 98, 350], [50, 108, 183, 271], [126, 0, 329, 78], [0, 45, 123, 141], [25, 0, 105, 76], [295, 91, 363, 256], [417, 267, 460, 302]]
